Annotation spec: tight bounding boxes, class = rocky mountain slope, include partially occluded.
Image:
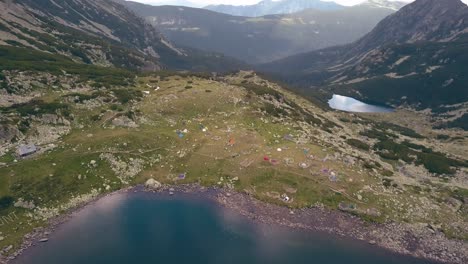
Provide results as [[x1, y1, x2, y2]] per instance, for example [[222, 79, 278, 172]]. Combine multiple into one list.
[[260, 0, 468, 118], [0, 0, 244, 72], [123, 1, 396, 63], [204, 0, 344, 17]]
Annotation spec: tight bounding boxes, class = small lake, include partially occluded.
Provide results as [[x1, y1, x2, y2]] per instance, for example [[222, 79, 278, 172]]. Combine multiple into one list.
[[328, 94, 394, 113], [15, 191, 435, 264]]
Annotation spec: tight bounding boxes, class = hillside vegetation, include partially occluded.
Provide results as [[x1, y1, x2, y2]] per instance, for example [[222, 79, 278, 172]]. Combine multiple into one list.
[[1, 66, 467, 256]]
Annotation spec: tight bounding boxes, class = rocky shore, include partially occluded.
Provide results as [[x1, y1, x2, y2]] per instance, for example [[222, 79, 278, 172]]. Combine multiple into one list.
[[3, 184, 467, 264]]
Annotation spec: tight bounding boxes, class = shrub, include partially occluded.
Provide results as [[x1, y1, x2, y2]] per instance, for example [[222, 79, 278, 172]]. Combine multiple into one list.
[[111, 89, 142, 104], [376, 122, 424, 139], [436, 134, 450, 140], [346, 139, 370, 151], [0, 196, 14, 210], [90, 115, 100, 121], [1, 99, 70, 117], [360, 129, 394, 141]]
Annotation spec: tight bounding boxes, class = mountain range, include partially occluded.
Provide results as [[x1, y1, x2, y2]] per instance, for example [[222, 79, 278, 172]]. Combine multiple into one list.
[[204, 0, 344, 17], [260, 0, 468, 113], [123, 1, 397, 63]]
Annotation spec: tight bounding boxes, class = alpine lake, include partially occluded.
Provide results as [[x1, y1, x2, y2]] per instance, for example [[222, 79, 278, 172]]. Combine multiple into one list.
[[14, 190, 438, 264]]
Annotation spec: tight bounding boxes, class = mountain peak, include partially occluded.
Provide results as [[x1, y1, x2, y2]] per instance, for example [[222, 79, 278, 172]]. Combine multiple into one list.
[[359, 0, 408, 11], [352, 0, 468, 52]]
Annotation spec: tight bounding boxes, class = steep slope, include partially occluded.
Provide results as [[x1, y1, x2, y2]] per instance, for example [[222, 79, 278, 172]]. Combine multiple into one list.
[[0, 0, 244, 72], [204, 0, 344, 17], [0, 0, 183, 70], [123, 2, 396, 64], [260, 0, 468, 111]]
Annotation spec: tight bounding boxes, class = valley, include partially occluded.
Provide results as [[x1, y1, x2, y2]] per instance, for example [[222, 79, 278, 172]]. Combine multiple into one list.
[[123, 1, 397, 63]]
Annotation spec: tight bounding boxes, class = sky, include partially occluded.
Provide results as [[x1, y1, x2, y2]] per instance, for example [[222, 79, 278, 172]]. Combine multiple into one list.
[[131, 0, 468, 7]]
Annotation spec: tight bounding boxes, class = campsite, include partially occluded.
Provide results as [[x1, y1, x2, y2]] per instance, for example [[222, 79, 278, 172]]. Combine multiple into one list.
[[0, 71, 467, 261]]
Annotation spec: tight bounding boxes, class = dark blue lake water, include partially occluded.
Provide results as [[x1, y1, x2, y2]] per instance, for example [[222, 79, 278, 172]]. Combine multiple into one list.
[[15, 191, 436, 264]]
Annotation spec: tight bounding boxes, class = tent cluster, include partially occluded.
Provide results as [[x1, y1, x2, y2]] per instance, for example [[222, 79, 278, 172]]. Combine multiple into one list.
[[199, 124, 208, 132], [321, 168, 339, 182]]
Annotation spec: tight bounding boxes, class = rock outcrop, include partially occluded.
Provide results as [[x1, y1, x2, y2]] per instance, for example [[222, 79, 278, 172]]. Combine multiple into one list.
[[145, 179, 162, 190]]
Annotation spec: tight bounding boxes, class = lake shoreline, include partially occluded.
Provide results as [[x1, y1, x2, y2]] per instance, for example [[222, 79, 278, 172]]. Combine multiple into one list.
[[4, 184, 467, 264]]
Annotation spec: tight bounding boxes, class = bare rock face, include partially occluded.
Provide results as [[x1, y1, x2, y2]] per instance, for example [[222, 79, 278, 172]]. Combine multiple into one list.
[[145, 179, 162, 190], [0, 124, 19, 143], [38, 114, 71, 126], [14, 198, 36, 210]]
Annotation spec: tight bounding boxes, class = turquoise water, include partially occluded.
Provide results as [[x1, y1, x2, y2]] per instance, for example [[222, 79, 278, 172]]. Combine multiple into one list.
[[15, 192, 436, 264], [328, 94, 394, 113]]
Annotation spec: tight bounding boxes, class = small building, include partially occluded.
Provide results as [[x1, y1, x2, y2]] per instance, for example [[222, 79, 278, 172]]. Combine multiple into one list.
[[16, 144, 37, 157]]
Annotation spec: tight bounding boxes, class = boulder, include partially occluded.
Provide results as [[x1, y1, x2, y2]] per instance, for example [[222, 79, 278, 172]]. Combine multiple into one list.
[[144, 179, 161, 190], [446, 197, 462, 212], [112, 116, 138, 128], [0, 124, 20, 143]]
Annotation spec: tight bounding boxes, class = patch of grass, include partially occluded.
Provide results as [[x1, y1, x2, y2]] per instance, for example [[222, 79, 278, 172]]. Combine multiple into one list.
[[111, 89, 143, 104]]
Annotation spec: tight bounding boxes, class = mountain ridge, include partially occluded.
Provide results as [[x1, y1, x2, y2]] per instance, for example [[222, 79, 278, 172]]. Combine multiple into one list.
[[358, 0, 408, 11], [204, 0, 344, 17], [123, 1, 396, 64]]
